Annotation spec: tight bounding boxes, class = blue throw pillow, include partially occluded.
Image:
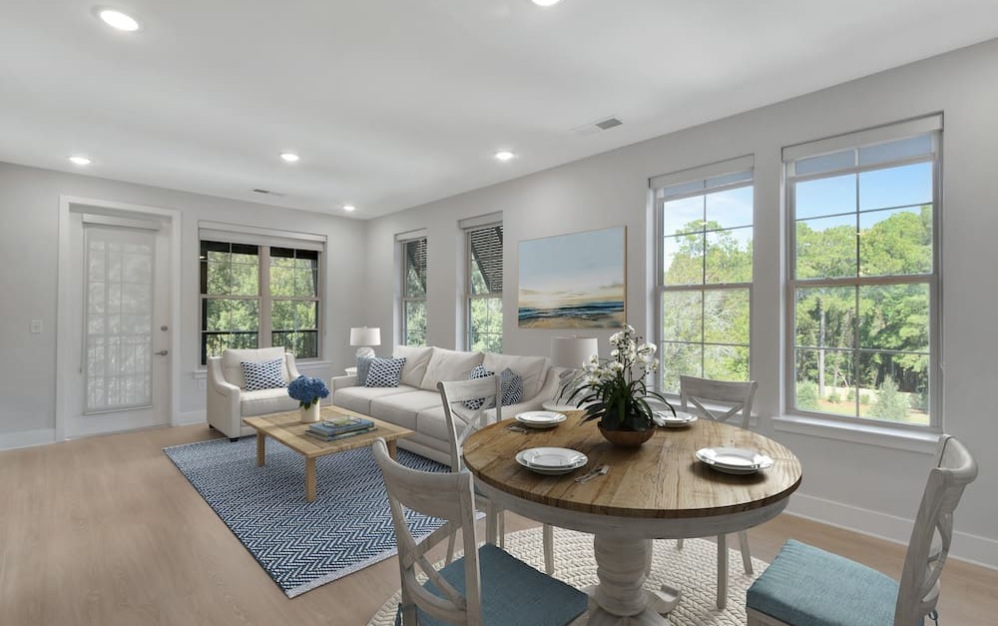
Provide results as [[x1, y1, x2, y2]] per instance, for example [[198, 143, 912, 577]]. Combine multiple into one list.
[[241, 358, 285, 391], [356, 356, 374, 385], [365, 357, 406, 388], [463, 366, 523, 409]]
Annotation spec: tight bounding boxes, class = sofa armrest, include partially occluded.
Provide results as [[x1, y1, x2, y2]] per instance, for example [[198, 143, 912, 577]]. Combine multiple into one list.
[[208, 357, 241, 397], [331, 375, 359, 393], [285, 352, 302, 380], [207, 357, 243, 438]]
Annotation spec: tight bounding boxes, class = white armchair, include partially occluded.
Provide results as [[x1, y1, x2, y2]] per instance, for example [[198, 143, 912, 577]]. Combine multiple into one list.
[[206, 347, 301, 440]]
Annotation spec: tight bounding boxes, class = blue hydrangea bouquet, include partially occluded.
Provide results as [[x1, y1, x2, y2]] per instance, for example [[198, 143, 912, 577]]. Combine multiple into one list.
[[288, 375, 330, 410]]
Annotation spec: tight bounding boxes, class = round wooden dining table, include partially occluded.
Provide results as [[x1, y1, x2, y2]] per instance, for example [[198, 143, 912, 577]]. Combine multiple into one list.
[[463, 412, 802, 626]]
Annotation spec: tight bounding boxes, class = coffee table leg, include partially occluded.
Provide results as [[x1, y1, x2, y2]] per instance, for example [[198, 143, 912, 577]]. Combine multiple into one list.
[[256, 432, 266, 467], [305, 457, 317, 502], [387, 439, 398, 459]]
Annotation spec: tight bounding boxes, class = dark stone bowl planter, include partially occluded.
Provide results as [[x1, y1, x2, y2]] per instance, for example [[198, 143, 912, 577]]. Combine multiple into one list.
[[598, 424, 655, 447]]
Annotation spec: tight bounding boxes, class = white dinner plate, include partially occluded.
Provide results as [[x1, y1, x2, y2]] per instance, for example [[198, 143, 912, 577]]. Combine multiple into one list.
[[515, 447, 588, 475], [653, 410, 698, 428], [695, 447, 774, 475], [515, 410, 568, 429]]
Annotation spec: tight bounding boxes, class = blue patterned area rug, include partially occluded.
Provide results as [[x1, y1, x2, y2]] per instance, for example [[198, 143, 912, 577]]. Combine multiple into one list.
[[164, 437, 448, 598]]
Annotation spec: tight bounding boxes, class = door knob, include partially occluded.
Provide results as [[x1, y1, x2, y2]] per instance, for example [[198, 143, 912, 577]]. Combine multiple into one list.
[[156, 350, 169, 356]]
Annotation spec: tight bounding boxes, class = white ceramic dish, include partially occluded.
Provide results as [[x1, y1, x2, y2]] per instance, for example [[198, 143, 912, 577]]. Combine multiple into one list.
[[515, 447, 588, 475], [653, 410, 698, 428], [515, 410, 568, 429], [695, 447, 774, 475]]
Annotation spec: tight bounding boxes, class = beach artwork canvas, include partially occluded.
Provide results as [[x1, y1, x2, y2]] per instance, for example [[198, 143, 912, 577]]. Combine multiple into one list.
[[518, 226, 626, 329]]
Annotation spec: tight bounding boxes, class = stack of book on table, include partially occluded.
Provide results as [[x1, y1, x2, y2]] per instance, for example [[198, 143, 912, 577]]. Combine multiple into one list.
[[306, 415, 376, 442]]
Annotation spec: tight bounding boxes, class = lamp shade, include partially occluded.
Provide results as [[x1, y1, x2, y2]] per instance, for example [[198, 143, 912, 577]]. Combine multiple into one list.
[[350, 327, 381, 347], [551, 336, 599, 369]]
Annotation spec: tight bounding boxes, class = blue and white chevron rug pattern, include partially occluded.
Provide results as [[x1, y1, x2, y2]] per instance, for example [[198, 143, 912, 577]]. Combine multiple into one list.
[[164, 437, 448, 598]]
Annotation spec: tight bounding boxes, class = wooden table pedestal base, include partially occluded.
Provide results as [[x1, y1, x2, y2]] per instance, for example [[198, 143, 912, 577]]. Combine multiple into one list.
[[583, 535, 680, 626]]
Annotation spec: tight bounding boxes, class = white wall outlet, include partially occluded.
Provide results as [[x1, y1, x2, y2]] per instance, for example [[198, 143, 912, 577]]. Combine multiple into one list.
[[30, 320, 43, 334]]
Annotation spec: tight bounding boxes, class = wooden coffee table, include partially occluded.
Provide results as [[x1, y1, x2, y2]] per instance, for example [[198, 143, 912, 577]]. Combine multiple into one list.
[[243, 405, 413, 502]]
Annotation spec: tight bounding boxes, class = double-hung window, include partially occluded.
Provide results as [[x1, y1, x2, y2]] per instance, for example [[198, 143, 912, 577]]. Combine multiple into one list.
[[400, 236, 428, 346], [653, 158, 754, 393], [785, 115, 941, 427], [199, 225, 324, 365], [464, 220, 503, 353]]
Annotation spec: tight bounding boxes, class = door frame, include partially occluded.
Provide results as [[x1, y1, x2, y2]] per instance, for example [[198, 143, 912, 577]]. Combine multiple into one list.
[[56, 195, 182, 441]]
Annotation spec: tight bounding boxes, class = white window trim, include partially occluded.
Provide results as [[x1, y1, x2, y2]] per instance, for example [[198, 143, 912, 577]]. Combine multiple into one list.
[[464, 221, 503, 353], [783, 117, 943, 432], [652, 156, 755, 396], [198, 236, 324, 365]]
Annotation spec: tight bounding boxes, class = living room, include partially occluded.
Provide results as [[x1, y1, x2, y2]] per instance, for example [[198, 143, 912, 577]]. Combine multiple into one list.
[[2, 2, 997, 625]]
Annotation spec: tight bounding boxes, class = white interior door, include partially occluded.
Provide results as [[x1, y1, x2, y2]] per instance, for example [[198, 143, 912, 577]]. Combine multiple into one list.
[[64, 213, 172, 438]]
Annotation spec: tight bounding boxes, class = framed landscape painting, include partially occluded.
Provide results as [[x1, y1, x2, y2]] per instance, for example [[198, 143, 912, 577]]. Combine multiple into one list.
[[518, 226, 626, 329]]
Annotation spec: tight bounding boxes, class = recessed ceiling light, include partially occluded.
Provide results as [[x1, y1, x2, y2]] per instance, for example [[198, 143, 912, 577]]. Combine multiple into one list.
[[97, 8, 140, 32], [343, 205, 356, 212], [69, 156, 92, 166], [280, 152, 300, 163], [532, 0, 563, 6], [495, 151, 516, 162]]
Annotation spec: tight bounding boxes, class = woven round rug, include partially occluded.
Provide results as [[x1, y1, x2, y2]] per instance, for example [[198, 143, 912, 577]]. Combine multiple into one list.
[[367, 526, 768, 625]]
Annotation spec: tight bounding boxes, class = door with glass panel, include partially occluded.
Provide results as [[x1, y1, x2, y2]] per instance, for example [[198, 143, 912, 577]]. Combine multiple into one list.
[[66, 215, 172, 437]]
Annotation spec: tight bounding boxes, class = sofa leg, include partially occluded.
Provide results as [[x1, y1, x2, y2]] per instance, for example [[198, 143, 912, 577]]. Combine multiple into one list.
[[229, 437, 239, 442]]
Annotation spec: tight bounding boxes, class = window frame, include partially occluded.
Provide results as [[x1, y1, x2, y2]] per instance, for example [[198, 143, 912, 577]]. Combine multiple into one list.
[[399, 236, 428, 347], [464, 222, 503, 353], [653, 163, 755, 396], [784, 126, 942, 431], [199, 240, 323, 365]]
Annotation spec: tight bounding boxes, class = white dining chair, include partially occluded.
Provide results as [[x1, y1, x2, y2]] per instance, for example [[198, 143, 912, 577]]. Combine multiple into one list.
[[437, 377, 557, 574], [746, 434, 978, 625], [676, 375, 759, 609], [371, 438, 588, 626]]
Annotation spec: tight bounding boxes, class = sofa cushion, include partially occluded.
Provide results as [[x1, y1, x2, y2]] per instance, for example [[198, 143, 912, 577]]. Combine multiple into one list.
[[223, 347, 288, 389], [483, 353, 548, 399], [370, 390, 442, 431], [416, 405, 452, 443], [240, 388, 298, 417], [421, 348, 484, 391], [394, 345, 434, 388], [366, 357, 406, 387], [241, 358, 286, 391], [334, 385, 414, 415]]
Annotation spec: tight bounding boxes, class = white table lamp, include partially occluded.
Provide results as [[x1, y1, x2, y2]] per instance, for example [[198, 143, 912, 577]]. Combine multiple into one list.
[[547, 336, 599, 410], [350, 327, 381, 360]]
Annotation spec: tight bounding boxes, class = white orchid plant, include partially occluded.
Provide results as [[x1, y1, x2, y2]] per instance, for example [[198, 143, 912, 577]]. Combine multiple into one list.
[[566, 325, 675, 431]]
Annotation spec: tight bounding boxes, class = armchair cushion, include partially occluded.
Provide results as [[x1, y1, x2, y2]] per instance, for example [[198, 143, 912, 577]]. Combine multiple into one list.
[[240, 388, 299, 418], [222, 347, 289, 388], [241, 358, 286, 391]]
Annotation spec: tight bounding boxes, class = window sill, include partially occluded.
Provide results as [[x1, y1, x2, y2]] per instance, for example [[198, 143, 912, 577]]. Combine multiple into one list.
[[771, 414, 940, 454]]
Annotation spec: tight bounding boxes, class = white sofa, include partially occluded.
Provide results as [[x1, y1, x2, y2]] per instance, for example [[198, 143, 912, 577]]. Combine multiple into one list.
[[331, 346, 561, 465], [207, 347, 302, 440]]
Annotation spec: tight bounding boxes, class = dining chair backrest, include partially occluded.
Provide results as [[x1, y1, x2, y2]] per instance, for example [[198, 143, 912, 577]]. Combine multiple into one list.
[[372, 438, 484, 626], [438, 376, 503, 473], [679, 376, 758, 429], [894, 435, 978, 625]]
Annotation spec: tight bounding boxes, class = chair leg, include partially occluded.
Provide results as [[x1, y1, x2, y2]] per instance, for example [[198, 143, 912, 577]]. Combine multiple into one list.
[[738, 530, 753, 575], [716, 533, 728, 610], [543, 524, 554, 574], [497, 509, 506, 549], [676, 537, 685, 550], [484, 503, 498, 546], [229, 437, 238, 442]]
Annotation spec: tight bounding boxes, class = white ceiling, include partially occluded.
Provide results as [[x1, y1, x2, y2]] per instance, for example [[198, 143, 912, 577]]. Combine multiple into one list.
[[3, 1, 998, 219]]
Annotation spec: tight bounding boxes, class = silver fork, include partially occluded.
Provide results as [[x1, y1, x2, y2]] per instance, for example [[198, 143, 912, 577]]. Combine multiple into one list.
[[575, 464, 610, 483]]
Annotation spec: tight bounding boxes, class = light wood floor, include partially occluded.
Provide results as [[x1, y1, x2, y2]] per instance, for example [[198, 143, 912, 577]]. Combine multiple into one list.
[[1, 424, 994, 625]]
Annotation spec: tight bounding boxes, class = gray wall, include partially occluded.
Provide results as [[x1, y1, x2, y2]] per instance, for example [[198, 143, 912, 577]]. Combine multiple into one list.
[[0, 164, 367, 438], [363, 39, 998, 565]]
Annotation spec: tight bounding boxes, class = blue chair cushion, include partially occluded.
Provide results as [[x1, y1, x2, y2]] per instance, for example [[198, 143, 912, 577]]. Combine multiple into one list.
[[747, 539, 919, 626], [400, 544, 587, 626]]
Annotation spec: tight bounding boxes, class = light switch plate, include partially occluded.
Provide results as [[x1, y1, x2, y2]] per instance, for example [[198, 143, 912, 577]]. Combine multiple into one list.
[[30, 320, 43, 334]]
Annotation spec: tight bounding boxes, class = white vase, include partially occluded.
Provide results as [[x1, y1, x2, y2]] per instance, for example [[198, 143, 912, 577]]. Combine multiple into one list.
[[300, 402, 321, 423]]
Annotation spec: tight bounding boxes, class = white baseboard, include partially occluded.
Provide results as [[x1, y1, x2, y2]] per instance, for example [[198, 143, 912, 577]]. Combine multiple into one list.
[[175, 410, 207, 426], [0, 428, 56, 451], [786, 492, 998, 570]]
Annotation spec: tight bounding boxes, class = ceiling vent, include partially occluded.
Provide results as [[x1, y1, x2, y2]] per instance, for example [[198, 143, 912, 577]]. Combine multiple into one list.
[[252, 188, 286, 197], [571, 116, 623, 136]]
